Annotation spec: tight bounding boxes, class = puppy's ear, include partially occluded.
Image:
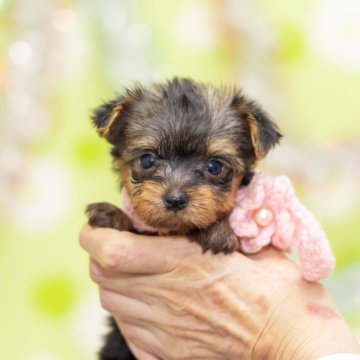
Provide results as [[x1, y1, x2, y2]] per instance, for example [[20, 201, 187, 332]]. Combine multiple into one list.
[[91, 91, 138, 144], [233, 94, 282, 160]]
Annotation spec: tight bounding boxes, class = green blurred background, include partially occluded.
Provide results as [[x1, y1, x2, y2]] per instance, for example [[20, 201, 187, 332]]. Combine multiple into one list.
[[1, 0, 359, 359]]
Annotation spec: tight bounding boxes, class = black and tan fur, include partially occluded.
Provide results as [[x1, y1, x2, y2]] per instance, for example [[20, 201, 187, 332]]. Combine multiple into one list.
[[86, 78, 281, 359]]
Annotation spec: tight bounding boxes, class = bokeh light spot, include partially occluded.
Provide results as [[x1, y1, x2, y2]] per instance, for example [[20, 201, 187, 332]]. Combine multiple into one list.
[[32, 274, 77, 318], [279, 25, 304, 63], [102, 3, 127, 29], [52, 8, 77, 33], [126, 23, 151, 47], [10, 161, 72, 231], [175, 4, 218, 52], [309, 0, 360, 71], [75, 137, 106, 166], [9, 41, 34, 66], [0, 0, 9, 11]]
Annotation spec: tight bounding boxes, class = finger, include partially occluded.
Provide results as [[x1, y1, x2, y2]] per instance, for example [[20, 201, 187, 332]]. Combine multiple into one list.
[[79, 224, 199, 274], [119, 323, 163, 358], [99, 288, 155, 323], [127, 342, 160, 360], [90, 259, 153, 297], [89, 258, 133, 282]]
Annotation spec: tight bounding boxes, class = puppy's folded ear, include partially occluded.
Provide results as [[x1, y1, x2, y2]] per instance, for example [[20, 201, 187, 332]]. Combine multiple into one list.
[[91, 90, 139, 144], [233, 94, 282, 160]]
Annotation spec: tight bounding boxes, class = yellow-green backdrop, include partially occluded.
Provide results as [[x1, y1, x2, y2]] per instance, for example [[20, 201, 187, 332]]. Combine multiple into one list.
[[1, 0, 359, 359]]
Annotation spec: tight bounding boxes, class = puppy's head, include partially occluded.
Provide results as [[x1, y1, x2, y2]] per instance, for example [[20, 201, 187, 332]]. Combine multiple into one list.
[[91, 78, 281, 232]]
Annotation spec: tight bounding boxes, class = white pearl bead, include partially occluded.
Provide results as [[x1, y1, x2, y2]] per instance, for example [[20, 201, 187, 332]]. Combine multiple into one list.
[[254, 207, 273, 227]]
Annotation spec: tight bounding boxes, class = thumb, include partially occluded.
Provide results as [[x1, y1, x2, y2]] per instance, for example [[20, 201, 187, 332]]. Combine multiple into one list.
[[79, 224, 201, 274]]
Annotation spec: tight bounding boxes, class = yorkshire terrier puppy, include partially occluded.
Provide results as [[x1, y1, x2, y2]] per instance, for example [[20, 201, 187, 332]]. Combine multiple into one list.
[[86, 78, 281, 359]]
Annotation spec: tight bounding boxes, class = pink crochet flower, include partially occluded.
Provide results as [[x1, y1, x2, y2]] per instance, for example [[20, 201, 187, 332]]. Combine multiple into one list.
[[229, 172, 335, 281]]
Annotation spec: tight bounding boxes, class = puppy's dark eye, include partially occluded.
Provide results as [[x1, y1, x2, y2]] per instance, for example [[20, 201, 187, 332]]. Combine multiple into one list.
[[206, 159, 223, 175], [140, 153, 156, 169]]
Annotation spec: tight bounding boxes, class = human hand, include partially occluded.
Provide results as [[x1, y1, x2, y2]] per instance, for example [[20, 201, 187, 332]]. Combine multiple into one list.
[[79, 226, 360, 360]]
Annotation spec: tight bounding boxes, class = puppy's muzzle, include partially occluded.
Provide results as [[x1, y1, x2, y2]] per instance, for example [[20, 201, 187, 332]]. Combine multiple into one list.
[[163, 189, 188, 211]]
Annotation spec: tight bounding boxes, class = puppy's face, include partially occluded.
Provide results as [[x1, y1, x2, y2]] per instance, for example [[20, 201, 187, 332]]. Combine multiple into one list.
[[91, 78, 281, 232]]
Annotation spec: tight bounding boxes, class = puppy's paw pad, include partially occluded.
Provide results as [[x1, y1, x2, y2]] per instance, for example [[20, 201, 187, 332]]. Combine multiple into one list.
[[210, 234, 238, 254], [86, 202, 132, 231], [196, 223, 239, 255]]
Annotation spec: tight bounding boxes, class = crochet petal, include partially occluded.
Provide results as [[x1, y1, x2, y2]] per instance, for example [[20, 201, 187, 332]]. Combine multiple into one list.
[[298, 225, 335, 281], [236, 173, 267, 209], [256, 224, 275, 246], [236, 187, 265, 210], [240, 237, 265, 254], [272, 210, 294, 250], [229, 211, 259, 238], [240, 225, 273, 254], [266, 176, 294, 209], [261, 174, 275, 195], [229, 207, 248, 223]]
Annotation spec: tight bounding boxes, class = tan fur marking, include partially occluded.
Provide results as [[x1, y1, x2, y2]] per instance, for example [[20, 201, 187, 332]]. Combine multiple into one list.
[[127, 137, 158, 151], [238, 104, 265, 160], [120, 164, 132, 191], [131, 181, 169, 227], [248, 112, 265, 159], [208, 138, 239, 157], [98, 103, 125, 139], [185, 186, 218, 229]]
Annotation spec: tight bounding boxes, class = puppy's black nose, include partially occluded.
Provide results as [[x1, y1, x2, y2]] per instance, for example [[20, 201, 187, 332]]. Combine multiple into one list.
[[164, 190, 188, 211]]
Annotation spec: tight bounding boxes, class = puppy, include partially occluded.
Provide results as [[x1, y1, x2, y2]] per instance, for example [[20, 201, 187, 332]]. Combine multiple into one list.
[[86, 78, 281, 359]]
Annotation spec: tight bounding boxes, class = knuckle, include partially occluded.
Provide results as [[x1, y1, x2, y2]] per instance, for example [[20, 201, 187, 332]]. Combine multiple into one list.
[[78, 225, 90, 250], [170, 348, 190, 360], [208, 283, 226, 308], [101, 240, 129, 271], [120, 323, 138, 340], [99, 289, 114, 311], [89, 261, 105, 284]]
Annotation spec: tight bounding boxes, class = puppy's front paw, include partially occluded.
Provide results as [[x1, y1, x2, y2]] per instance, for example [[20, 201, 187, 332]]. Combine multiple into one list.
[[194, 221, 239, 254], [86, 202, 132, 231]]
